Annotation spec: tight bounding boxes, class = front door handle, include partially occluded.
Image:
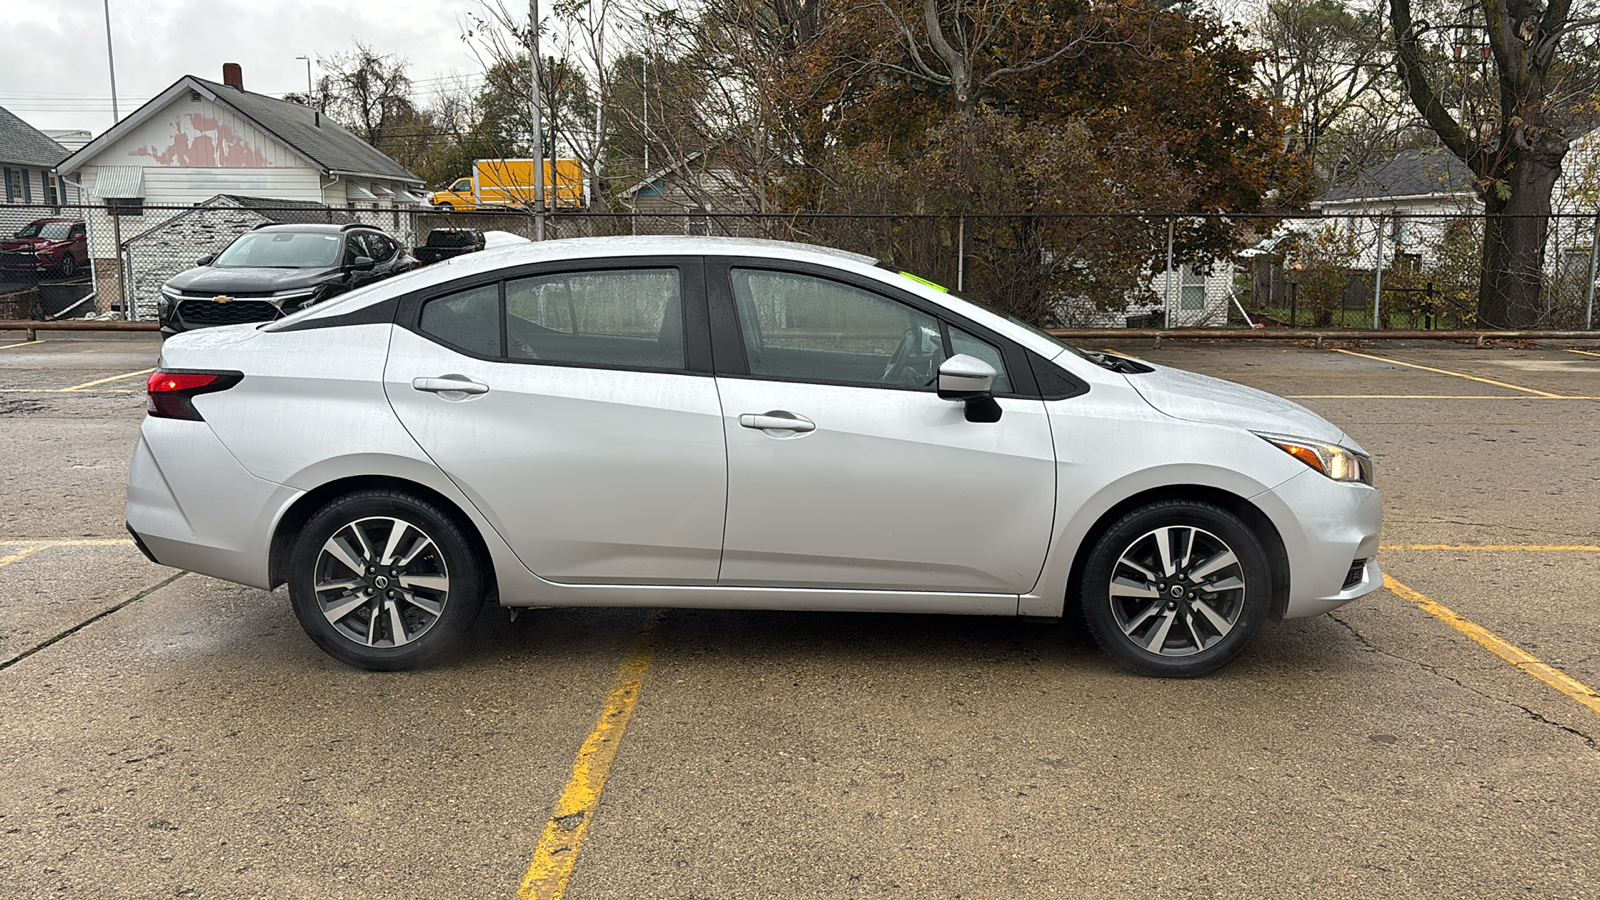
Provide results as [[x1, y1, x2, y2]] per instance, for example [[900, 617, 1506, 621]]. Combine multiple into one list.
[[412, 376, 489, 395], [739, 412, 816, 433]]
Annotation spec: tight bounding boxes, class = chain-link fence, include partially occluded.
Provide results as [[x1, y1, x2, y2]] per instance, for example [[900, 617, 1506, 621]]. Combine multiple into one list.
[[3, 201, 1597, 330]]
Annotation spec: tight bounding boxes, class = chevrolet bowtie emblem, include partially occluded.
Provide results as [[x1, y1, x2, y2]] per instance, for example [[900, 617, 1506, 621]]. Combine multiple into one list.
[[213, 295, 233, 304]]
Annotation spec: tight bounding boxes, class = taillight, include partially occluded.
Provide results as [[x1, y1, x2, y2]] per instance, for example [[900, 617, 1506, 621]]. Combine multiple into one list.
[[145, 370, 242, 420]]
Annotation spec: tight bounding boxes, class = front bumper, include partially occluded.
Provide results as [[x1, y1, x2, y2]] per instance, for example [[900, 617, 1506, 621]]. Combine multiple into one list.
[[1255, 469, 1383, 619]]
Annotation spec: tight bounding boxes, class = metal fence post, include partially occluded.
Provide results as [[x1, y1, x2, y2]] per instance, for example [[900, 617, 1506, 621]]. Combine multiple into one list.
[[1164, 216, 1175, 327], [1372, 213, 1386, 329], [1586, 212, 1598, 331], [957, 213, 965, 293]]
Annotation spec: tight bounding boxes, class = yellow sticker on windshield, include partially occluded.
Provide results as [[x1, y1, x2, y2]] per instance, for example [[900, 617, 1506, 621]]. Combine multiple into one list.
[[898, 271, 948, 292]]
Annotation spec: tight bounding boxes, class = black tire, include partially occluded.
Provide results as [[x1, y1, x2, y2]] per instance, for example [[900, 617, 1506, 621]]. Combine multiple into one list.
[[288, 489, 484, 670], [435, 202, 454, 210], [1080, 500, 1272, 678], [56, 253, 76, 278]]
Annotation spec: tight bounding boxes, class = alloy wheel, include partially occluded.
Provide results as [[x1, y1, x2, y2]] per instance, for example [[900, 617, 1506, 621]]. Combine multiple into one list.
[[1108, 525, 1246, 657], [312, 516, 450, 648]]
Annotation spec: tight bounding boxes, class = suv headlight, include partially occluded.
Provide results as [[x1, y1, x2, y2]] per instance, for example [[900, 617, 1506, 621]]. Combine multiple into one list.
[[270, 285, 327, 309], [1257, 433, 1373, 485]]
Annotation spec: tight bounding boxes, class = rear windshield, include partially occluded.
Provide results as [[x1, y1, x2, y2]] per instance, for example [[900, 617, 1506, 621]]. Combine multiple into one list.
[[214, 232, 342, 268]]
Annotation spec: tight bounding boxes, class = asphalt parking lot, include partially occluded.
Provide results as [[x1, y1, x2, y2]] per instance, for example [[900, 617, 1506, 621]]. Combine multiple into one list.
[[1, 329, 1598, 899]]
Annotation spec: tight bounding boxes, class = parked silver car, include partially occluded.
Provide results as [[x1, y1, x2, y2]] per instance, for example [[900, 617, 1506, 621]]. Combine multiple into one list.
[[126, 236, 1381, 676]]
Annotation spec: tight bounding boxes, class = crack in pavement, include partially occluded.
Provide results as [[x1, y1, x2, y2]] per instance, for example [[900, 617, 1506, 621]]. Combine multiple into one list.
[[1327, 613, 1598, 753], [1383, 515, 1599, 541], [0, 572, 186, 673]]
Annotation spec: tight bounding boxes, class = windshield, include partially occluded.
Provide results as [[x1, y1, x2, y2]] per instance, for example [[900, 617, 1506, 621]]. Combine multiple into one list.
[[17, 222, 72, 240], [450, 179, 471, 191], [213, 232, 342, 268]]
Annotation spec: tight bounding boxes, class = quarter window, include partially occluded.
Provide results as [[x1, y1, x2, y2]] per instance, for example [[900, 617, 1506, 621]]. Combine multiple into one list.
[[419, 284, 500, 358], [729, 268, 946, 389], [504, 268, 684, 370]]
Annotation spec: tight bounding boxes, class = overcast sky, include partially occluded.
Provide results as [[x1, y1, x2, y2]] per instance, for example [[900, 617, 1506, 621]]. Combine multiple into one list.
[[3, 0, 500, 135]]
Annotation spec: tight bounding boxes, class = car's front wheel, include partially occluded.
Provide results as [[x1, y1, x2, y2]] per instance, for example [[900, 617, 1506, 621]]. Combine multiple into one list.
[[287, 489, 484, 670], [1080, 500, 1271, 678], [56, 253, 76, 278]]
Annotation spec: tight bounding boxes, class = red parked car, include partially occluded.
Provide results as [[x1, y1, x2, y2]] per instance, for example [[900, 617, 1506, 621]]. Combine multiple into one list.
[[0, 218, 88, 278]]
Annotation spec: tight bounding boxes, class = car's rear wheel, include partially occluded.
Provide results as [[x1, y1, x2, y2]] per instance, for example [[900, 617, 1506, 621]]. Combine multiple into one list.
[[1081, 500, 1271, 678], [287, 489, 483, 670]]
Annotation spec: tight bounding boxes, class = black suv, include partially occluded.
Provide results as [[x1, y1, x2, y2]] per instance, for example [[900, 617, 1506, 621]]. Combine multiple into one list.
[[158, 223, 416, 335]]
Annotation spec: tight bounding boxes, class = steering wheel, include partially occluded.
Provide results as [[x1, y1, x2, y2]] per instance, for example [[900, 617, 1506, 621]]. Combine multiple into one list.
[[881, 327, 919, 385]]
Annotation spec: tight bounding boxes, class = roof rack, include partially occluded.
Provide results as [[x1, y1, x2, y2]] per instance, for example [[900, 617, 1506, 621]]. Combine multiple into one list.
[[340, 222, 371, 232]]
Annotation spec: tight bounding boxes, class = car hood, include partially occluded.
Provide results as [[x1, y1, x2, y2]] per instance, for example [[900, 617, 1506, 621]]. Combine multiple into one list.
[[1125, 363, 1355, 448], [165, 266, 340, 293], [1, 237, 62, 251]]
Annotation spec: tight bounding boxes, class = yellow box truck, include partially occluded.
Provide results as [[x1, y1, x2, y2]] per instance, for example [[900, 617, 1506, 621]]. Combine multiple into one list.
[[428, 159, 587, 210]]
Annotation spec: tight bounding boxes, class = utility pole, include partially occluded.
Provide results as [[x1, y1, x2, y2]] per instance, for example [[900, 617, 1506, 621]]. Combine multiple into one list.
[[642, 57, 649, 173], [295, 56, 314, 106], [530, 0, 547, 241], [102, 0, 120, 125]]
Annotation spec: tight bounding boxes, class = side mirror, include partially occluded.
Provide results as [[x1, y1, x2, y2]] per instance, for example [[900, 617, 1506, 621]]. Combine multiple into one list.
[[937, 354, 996, 400], [937, 354, 1003, 423], [349, 256, 377, 271], [196, 254, 215, 266]]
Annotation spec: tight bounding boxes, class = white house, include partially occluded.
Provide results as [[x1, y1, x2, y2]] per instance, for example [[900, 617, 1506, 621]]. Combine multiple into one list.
[[56, 64, 426, 311]]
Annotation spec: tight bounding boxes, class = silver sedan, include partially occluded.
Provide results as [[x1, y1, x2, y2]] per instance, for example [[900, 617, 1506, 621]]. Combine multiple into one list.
[[126, 236, 1381, 676]]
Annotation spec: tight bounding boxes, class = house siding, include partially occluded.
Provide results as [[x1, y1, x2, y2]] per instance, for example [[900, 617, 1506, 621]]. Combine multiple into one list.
[[92, 94, 312, 170]]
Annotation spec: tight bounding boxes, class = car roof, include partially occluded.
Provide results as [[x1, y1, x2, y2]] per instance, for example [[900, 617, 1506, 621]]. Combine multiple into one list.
[[28, 218, 82, 225], [251, 223, 371, 235], [265, 235, 1069, 359]]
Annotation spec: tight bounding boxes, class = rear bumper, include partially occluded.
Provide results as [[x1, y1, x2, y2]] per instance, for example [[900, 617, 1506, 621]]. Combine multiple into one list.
[[125, 422, 302, 589]]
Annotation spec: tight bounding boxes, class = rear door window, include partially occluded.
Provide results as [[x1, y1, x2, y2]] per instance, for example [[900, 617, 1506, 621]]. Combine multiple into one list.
[[503, 269, 684, 370]]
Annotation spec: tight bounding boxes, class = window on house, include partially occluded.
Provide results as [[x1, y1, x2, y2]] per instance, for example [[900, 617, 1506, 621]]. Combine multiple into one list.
[[45, 173, 60, 206], [686, 206, 709, 236], [1179, 264, 1208, 311], [4, 168, 18, 202], [20, 169, 31, 203], [104, 197, 144, 216]]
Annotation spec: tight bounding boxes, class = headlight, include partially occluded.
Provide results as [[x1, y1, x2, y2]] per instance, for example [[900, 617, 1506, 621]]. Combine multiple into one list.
[[160, 285, 184, 299], [1257, 434, 1373, 485], [271, 285, 327, 308]]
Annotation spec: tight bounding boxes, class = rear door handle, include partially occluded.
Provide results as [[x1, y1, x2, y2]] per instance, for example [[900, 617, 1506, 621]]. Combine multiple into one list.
[[412, 376, 489, 395], [739, 412, 815, 433]]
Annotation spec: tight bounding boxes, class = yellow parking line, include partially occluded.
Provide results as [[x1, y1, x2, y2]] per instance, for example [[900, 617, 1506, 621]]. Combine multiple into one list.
[[1330, 348, 1565, 398], [1385, 575, 1600, 717], [517, 628, 659, 900], [0, 388, 141, 393], [0, 539, 136, 568], [1381, 544, 1600, 552], [1565, 348, 1600, 358], [0, 545, 51, 568], [1288, 394, 1599, 400], [0, 539, 135, 546], [0, 339, 43, 350], [62, 368, 154, 391]]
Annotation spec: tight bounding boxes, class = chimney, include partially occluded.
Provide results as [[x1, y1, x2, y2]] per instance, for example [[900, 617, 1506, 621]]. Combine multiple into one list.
[[222, 63, 244, 91]]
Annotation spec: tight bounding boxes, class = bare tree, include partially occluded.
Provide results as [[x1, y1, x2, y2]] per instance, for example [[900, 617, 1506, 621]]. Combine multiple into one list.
[[316, 43, 418, 146]]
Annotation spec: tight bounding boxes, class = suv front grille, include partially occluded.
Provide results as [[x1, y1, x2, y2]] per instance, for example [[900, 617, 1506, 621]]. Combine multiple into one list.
[[1343, 559, 1368, 590], [177, 299, 280, 326]]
